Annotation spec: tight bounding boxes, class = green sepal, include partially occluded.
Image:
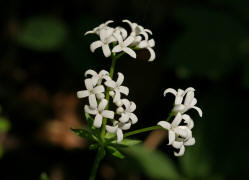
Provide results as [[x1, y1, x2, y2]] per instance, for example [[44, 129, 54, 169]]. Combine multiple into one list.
[[71, 128, 98, 142], [107, 146, 125, 159]]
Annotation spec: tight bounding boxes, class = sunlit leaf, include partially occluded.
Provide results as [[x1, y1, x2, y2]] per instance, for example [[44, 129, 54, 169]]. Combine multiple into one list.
[[89, 143, 98, 150], [107, 146, 125, 159], [116, 138, 142, 146], [123, 145, 181, 179], [17, 16, 67, 51]]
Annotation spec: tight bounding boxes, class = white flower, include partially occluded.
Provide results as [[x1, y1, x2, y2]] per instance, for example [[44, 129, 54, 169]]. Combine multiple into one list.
[[106, 120, 131, 143], [172, 137, 195, 156], [158, 112, 194, 156], [164, 87, 202, 117], [84, 20, 114, 35], [114, 26, 128, 39], [84, 99, 114, 128], [122, 19, 152, 41], [85, 69, 111, 86], [112, 32, 136, 58], [104, 72, 129, 103], [157, 113, 192, 145], [77, 79, 105, 109], [90, 27, 117, 57], [116, 99, 138, 124], [138, 39, 155, 61]]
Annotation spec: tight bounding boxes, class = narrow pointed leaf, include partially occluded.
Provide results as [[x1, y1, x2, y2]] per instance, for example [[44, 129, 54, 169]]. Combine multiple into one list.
[[71, 128, 96, 142], [107, 146, 125, 159]]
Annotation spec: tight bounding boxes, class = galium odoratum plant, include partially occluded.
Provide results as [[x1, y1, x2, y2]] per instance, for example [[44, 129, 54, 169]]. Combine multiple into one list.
[[72, 20, 202, 180]]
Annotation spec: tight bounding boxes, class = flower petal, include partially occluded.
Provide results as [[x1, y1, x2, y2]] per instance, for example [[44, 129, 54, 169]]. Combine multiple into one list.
[[163, 88, 177, 97], [93, 85, 105, 94], [113, 90, 121, 103], [182, 114, 194, 129], [102, 110, 114, 119], [106, 125, 118, 133], [124, 36, 134, 46], [121, 99, 130, 110], [94, 114, 102, 128], [96, 93, 105, 100], [192, 106, 203, 117], [122, 47, 136, 58], [147, 47, 155, 61], [184, 91, 195, 106], [117, 128, 123, 143], [104, 80, 116, 88], [84, 79, 93, 90], [85, 69, 97, 77], [77, 90, 90, 98], [89, 94, 97, 109], [173, 104, 185, 112], [190, 98, 197, 107], [172, 113, 182, 127], [112, 45, 122, 53], [157, 121, 171, 130], [119, 86, 129, 95], [84, 105, 98, 115], [98, 99, 108, 111], [174, 126, 191, 139], [102, 44, 111, 57], [129, 113, 138, 124], [184, 137, 195, 146], [129, 102, 136, 112], [120, 122, 131, 130], [172, 141, 183, 149], [174, 145, 185, 156], [90, 41, 102, 52], [148, 39, 155, 47], [119, 113, 129, 123], [168, 130, 175, 145], [138, 40, 147, 48], [116, 72, 124, 86]]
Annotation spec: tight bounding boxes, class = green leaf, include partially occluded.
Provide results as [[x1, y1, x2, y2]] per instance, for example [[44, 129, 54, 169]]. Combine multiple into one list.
[[17, 16, 67, 51], [71, 128, 97, 142], [85, 112, 94, 128], [107, 146, 125, 159], [110, 138, 142, 147], [123, 145, 181, 179], [40, 172, 49, 180], [0, 118, 10, 132], [98, 147, 106, 160], [89, 144, 99, 150]]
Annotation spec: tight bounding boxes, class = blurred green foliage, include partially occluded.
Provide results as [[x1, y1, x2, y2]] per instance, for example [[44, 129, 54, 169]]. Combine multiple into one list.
[[17, 17, 68, 51], [124, 145, 181, 180]]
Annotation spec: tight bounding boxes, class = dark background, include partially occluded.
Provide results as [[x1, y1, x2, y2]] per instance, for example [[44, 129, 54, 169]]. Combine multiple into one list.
[[0, 0, 249, 179]]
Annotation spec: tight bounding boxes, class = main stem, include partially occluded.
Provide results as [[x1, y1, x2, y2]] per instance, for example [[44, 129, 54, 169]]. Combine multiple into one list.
[[100, 54, 118, 141], [89, 148, 104, 180]]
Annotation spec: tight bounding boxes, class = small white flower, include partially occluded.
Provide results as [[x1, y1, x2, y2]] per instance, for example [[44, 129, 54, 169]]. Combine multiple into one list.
[[106, 120, 131, 143], [164, 87, 202, 117], [84, 99, 114, 128], [157, 113, 192, 145], [138, 39, 155, 61], [112, 32, 136, 58], [90, 27, 117, 57], [104, 72, 129, 103], [84, 20, 114, 35], [114, 26, 128, 39], [122, 19, 152, 41], [117, 99, 138, 124], [172, 137, 195, 156], [77, 79, 105, 109], [84, 69, 111, 86]]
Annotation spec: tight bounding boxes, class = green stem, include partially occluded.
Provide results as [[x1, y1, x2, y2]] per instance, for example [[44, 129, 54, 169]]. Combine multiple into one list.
[[124, 125, 161, 138], [89, 148, 104, 180]]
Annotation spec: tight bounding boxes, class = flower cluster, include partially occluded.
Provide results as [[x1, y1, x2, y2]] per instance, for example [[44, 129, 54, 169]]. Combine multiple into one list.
[[77, 69, 137, 142], [158, 87, 202, 156], [84, 20, 155, 61]]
